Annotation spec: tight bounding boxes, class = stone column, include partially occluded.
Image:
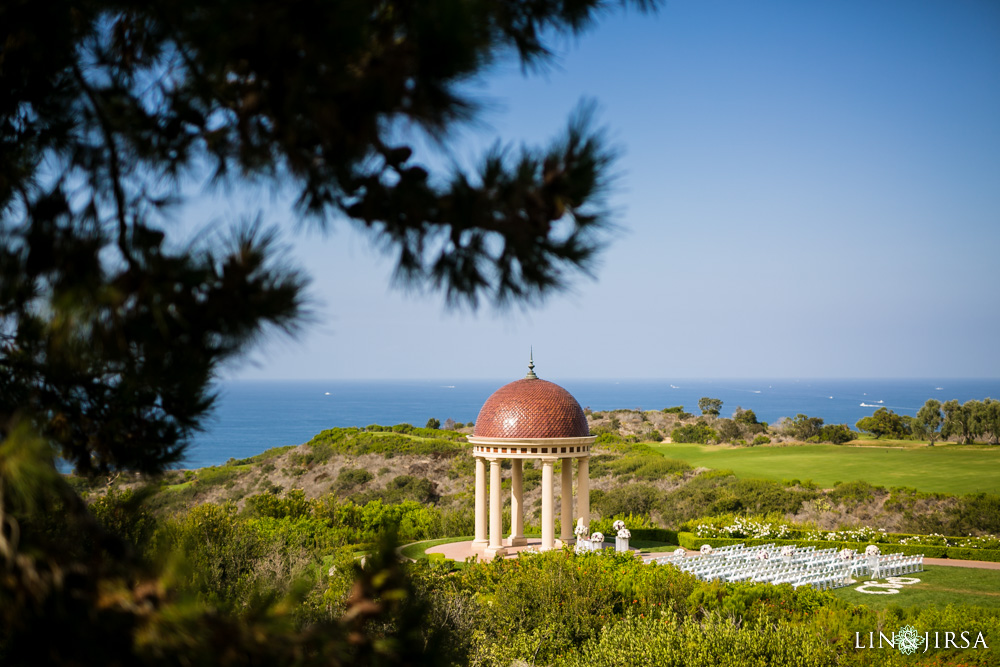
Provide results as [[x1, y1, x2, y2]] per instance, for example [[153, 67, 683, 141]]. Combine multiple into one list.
[[472, 456, 488, 549], [576, 456, 590, 530], [560, 459, 573, 544], [486, 458, 507, 557], [540, 457, 556, 551], [509, 458, 527, 546]]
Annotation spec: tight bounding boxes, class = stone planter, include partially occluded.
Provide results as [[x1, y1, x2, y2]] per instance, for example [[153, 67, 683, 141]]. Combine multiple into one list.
[[616, 536, 629, 552]]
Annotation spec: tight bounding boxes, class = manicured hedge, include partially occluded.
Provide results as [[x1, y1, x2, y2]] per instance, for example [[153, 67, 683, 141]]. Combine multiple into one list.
[[675, 532, 1000, 562], [945, 546, 1000, 562], [630, 528, 679, 545]]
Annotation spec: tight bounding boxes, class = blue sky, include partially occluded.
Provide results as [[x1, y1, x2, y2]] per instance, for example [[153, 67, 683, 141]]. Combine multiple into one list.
[[208, 0, 1000, 381]]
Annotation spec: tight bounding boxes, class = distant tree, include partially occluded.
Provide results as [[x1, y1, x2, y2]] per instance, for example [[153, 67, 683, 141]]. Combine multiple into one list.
[[982, 398, 1000, 445], [818, 424, 855, 444], [942, 399, 977, 444], [442, 418, 456, 430], [716, 419, 742, 443], [733, 407, 760, 426], [791, 414, 824, 441], [733, 407, 766, 436], [913, 399, 944, 446], [855, 408, 905, 440], [425, 418, 441, 430], [969, 399, 989, 443], [698, 397, 723, 417]]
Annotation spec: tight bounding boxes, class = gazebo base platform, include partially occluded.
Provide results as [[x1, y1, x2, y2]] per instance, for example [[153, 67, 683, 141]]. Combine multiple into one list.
[[426, 538, 637, 561]]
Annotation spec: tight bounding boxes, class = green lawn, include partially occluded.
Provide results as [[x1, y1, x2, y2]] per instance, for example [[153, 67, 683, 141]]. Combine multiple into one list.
[[831, 566, 1000, 609], [650, 442, 1000, 495]]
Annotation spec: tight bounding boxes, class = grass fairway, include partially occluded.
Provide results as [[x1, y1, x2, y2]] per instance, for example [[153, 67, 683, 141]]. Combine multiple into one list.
[[650, 443, 1000, 495], [831, 566, 1000, 609]]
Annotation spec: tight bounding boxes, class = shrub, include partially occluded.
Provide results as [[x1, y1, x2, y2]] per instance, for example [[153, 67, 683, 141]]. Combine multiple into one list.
[[594, 431, 627, 446], [659, 474, 817, 526], [631, 458, 692, 480], [819, 423, 855, 444], [245, 489, 312, 519], [333, 467, 375, 492], [716, 419, 741, 443], [593, 483, 662, 518], [90, 488, 158, 549], [670, 423, 717, 444], [350, 475, 439, 505], [827, 481, 882, 508], [425, 418, 440, 429], [751, 435, 771, 446]]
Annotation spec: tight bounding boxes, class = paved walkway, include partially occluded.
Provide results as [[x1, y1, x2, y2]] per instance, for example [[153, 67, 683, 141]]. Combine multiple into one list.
[[923, 557, 1000, 570], [425, 538, 639, 561]]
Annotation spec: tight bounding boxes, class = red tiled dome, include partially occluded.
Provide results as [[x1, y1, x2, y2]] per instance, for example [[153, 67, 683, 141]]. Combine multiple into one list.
[[473, 378, 590, 439]]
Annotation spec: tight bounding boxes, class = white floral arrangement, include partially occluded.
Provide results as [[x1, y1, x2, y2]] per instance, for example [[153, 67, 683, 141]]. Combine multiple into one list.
[[839, 548, 855, 560], [693, 517, 793, 540], [755, 550, 770, 561], [865, 545, 880, 556], [591, 532, 605, 544], [808, 526, 888, 543], [899, 532, 950, 547], [954, 534, 1000, 550], [674, 547, 687, 558], [613, 520, 626, 532], [780, 545, 795, 558], [617, 528, 631, 539], [574, 519, 589, 537], [700, 544, 713, 555]]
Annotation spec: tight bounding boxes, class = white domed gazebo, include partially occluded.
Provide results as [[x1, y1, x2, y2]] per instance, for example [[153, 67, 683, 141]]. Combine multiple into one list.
[[467, 357, 596, 558]]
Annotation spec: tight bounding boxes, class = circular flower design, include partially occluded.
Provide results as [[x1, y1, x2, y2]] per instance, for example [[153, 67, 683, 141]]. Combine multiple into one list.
[[590, 532, 604, 544], [700, 544, 713, 555], [574, 518, 589, 536], [617, 528, 631, 539], [755, 550, 770, 561], [674, 548, 687, 558], [839, 548, 855, 560], [865, 545, 880, 556], [895, 625, 923, 655], [612, 520, 626, 532], [780, 545, 795, 557], [855, 581, 900, 595]]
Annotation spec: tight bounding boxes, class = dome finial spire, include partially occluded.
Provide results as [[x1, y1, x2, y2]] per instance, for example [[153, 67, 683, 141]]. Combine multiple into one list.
[[525, 347, 537, 379]]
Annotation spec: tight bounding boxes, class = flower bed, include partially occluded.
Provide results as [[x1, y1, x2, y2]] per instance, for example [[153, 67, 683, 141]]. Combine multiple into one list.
[[688, 516, 1000, 552]]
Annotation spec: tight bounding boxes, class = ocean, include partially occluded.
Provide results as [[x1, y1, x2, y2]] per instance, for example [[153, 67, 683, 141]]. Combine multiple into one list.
[[179, 378, 1000, 469]]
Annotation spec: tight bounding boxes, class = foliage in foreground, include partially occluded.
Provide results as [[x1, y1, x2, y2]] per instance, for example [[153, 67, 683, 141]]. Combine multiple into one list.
[[420, 549, 1000, 666]]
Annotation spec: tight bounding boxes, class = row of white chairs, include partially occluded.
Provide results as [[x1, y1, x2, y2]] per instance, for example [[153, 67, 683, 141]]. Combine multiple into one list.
[[852, 553, 924, 579], [644, 544, 923, 592]]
